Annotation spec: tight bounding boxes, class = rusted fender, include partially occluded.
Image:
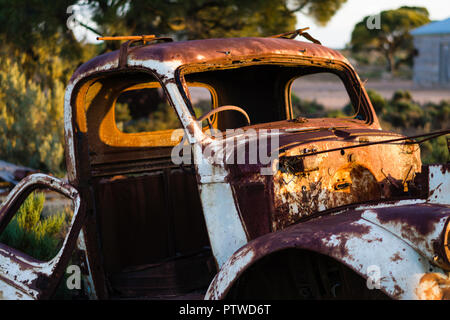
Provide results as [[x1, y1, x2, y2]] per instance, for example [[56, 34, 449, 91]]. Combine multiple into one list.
[[205, 200, 450, 300]]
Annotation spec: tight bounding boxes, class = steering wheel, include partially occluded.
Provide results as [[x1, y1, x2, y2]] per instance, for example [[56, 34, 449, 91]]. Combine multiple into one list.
[[197, 105, 251, 129]]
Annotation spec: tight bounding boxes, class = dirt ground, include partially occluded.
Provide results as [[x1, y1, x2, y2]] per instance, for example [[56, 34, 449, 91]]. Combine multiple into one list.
[[190, 79, 450, 111], [292, 79, 450, 110]]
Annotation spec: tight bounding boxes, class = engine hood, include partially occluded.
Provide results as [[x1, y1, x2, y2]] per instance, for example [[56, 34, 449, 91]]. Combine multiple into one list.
[[206, 120, 422, 238]]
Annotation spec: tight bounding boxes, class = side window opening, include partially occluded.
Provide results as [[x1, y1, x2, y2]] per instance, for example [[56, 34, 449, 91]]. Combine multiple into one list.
[[290, 72, 361, 120], [115, 84, 181, 133], [0, 189, 74, 262], [188, 85, 214, 117]]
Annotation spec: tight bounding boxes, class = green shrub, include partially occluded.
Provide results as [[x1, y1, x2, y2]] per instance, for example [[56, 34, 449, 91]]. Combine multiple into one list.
[[379, 90, 425, 130], [119, 102, 181, 133], [366, 89, 387, 115], [0, 57, 65, 174], [421, 134, 449, 164], [292, 94, 325, 117], [365, 89, 449, 164], [422, 100, 450, 132], [0, 192, 73, 261], [115, 102, 132, 132]]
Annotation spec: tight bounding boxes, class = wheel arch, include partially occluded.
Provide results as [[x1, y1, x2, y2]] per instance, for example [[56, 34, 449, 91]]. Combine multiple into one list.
[[205, 209, 446, 300]]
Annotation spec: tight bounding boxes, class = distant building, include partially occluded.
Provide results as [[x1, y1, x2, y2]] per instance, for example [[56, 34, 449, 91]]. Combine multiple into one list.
[[411, 18, 450, 87]]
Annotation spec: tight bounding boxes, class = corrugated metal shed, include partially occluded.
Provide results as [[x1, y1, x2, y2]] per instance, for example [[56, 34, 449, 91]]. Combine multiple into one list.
[[412, 18, 450, 87]]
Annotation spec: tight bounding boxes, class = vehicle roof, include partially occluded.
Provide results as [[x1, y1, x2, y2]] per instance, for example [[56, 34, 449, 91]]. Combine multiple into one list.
[[70, 37, 349, 83]]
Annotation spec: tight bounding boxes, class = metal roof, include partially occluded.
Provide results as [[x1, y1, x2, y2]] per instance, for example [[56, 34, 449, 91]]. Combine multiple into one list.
[[411, 18, 450, 36]]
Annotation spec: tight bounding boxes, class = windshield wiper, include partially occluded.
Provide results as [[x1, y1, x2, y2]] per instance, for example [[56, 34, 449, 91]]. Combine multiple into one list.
[[279, 128, 450, 158]]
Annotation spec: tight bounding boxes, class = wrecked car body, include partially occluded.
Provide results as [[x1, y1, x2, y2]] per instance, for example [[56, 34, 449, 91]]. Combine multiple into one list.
[[0, 160, 37, 194], [0, 33, 449, 300]]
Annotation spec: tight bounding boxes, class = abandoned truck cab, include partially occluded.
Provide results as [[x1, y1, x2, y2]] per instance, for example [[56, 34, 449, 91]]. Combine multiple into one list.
[[0, 33, 449, 300]]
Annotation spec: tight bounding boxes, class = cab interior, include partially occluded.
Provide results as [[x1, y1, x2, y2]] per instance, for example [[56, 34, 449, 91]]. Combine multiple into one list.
[[77, 62, 363, 299]]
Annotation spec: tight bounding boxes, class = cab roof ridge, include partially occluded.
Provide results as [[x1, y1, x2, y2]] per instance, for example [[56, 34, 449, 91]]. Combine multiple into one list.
[[70, 36, 348, 84]]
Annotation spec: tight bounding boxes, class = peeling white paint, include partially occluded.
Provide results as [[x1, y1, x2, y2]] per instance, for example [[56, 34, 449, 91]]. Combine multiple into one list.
[[322, 219, 444, 299], [128, 58, 182, 80], [355, 199, 426, 211], [76, 231, 97, 300], [0, 281, 33, 300], [205, 246, 255, 300], [205, 214, 447, 300], [428, 165, 449, 205], [362, 208, 449, 265], [198, 181, 248, 268]]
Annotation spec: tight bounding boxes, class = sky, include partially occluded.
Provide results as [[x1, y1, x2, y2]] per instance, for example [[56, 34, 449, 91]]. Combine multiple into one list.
[[295, 0, 450, 49]]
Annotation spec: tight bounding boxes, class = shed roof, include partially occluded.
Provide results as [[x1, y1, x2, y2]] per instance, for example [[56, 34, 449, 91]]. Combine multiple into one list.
[[411, 18, 450, 36]]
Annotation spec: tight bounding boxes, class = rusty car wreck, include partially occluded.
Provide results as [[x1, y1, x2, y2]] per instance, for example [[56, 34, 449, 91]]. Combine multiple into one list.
[[0, 31, 449, 300]]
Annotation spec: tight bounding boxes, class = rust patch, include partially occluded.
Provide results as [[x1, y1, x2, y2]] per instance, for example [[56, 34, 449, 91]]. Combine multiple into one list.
[[390, 252, 403, 262], [393, 284, 405, 298], [265, 128, 420, 231], [416, 273, 450, 300], [440, 164, 450, 174], [247, 211, 371, 262], [374, 204, 449, 236]]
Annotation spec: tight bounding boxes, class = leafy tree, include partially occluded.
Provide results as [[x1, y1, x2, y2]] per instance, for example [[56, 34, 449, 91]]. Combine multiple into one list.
[[350, 6, 430, 73], [290, 0, 347, 25], [0, 0, 95, 88], [84, 0, 347, 52], [0, 57, 65, 173], [0, 1, 99, 174]]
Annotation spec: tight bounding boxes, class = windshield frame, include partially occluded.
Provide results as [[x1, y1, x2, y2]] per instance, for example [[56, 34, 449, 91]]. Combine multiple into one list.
[[174, 55, 377, 131]]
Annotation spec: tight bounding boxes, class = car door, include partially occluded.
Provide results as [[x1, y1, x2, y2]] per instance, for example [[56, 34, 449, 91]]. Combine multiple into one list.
[[0, 173, 86, 300]]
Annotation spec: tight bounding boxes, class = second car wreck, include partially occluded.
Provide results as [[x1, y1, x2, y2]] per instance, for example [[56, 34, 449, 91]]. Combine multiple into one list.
[[0, 31, 449, 300]]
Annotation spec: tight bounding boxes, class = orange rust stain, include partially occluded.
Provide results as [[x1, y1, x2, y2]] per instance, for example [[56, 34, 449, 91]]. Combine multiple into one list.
[[271, 135, 421, 231], [416, 273, 450, 300]]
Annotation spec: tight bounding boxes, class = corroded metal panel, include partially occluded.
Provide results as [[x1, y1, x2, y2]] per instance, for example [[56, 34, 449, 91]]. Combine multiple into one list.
[[205, 200, 450, 300]]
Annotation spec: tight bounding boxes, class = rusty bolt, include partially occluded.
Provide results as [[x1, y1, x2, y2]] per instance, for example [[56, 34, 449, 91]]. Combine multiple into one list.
[[433, 255, 444, 265]]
